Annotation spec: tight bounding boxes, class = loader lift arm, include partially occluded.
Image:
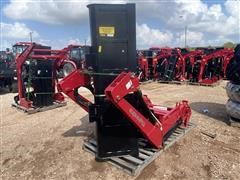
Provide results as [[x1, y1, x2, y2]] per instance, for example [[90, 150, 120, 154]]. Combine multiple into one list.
[[16, 43, 36, 101], [105, 72, 191, 148], [14, 42, 79, 109], [57, 70, 93, 112], [58, 70, 191, 149], [198, 49, 234, 83], [179, 50, 204, 81]]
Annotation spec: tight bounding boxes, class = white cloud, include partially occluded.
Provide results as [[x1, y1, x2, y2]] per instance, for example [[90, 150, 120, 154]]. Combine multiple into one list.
[[1, 22, 39, 39], [2, 0, 239, 48], [68, 38, 83, 45], [205, 35, 234, 46], [225, 0, 240, 17], [175, 0, 207, 15], [3, 0, 127, 25], [36, 37, 91, 50], [0, 22, 39, 50], [224, 0, 240, 42], [1, 40, 13, 51], [139, 0, 238, 43], [136, 23, 173, 48], [207, 4, 223, 20], [166, 0, 238, 37], [3, 0, 89, 25], [67, 37, 91, 46], [176, 30, 205, 47]]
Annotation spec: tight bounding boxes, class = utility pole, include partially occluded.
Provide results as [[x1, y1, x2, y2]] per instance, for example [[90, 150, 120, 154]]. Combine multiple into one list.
[[184, 25, 187, 48], [179, 15, 187, 48], [29, 32, 33, 42]]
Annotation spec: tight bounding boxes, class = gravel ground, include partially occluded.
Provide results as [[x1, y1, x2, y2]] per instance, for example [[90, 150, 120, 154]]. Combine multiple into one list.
[[1, 81, 240, 180]]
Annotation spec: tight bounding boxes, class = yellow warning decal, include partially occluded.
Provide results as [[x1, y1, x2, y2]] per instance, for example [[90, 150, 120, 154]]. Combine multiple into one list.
[[99, 26, 115, 37], [98, 45, 102, 53]]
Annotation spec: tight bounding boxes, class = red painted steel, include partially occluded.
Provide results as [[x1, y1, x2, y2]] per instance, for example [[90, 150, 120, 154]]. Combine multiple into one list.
[[57, 70, 92, 112], [105, 72, 191, 148], [198, 48, 234, 84], [57, 69, 191, 149], [15, 42, 80, 109]]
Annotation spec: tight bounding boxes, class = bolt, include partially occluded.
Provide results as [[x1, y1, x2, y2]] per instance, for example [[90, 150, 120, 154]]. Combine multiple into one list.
[[116, 95, 120, 102], [130, 73, 135, 79]]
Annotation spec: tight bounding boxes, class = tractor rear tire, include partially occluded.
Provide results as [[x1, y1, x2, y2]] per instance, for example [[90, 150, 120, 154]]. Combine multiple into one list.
[[226, 82, 240, 103], [11, 81, 18, 93], [63, 62, 76, 77], [226, 100, 240, 120], [226, 59, 240, 84]]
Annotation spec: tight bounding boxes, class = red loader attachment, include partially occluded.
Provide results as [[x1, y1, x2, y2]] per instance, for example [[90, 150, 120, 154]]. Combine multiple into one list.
[[197, 48, 234, 84], [105, 72, 191, 148], [57, 68, 193, 175], [59, 3, 193, 175], [12, 42, 84, 113], [138, 48, 172, 81], [57, 70, 92, 112], [137, 51, 149, 81], [140, 47, 234, 85], [58, 71, 191, 148]]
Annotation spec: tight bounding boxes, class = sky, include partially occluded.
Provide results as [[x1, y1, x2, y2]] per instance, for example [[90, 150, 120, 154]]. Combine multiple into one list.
[[0, 0, 240, 50]]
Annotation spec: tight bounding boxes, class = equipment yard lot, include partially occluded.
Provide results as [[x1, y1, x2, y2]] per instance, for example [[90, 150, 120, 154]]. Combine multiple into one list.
[[1, 81, 240, 180]]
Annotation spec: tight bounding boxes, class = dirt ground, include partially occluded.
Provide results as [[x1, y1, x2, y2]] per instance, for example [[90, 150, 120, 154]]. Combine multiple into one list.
[[1, 81, 240, 180]]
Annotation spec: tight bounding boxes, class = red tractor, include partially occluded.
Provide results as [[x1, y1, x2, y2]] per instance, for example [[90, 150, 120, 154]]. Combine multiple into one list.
[[157, 47, 234, 85], [159, 48, 183, 81], [59, 45, 90, 77], [195, 48, 234, 84], [0, 49, 15, 91], [12, 43, 75, 113], [138, 47, 172, 81], [12, 42, 92, 113], [137, 50, 149, 81], [12, 42, 30, 58], [175, 49, 204, 81]]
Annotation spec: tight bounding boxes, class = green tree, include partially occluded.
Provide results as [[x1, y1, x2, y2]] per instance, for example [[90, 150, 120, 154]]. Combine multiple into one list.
[[223, 42, 235, 48]]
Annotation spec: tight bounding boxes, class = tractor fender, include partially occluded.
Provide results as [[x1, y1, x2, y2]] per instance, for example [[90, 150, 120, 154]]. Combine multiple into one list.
[[226, 100, 240, 120], [226, 82, 240, 103], [226, 58, 240, 84]]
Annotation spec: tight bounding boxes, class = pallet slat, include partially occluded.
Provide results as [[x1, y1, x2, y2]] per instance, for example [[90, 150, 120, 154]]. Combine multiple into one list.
[[139, 148, 154, 156], [84, 142, 97, 152], [110, 157, 137, 171], [158, 80, 221, 87], [139, 152, 150, 160], [12, 102, 67, 114], [122, 155, 144, 165], [83, 122, 195, 176]]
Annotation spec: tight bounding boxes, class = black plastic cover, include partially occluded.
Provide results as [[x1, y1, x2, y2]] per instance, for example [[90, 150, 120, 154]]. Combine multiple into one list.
[[87, 3, 136, 73]]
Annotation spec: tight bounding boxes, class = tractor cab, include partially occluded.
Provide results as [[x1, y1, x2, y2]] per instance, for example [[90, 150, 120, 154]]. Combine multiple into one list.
[[69, 45, 90, 69], [0, 50, 15, 91], [12, 42, 30, 60]]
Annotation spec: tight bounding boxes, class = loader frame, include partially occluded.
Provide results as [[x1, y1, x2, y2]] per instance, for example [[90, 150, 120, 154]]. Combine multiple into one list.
[[13, 43, 80, 112], [58, 71, 191, 149]]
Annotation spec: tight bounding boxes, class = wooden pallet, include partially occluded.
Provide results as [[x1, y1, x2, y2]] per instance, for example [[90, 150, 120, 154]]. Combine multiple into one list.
[[187, 80, 221, 87], [12, 101, 67, 114], [83, 122, 195, 176], [158, 80, 186, 85], [140, 80, 154, 85], [158, 80, 221, 87]]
